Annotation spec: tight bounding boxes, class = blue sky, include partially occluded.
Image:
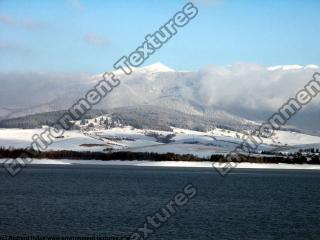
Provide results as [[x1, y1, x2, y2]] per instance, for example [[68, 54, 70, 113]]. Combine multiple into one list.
[[0, 0, 319, 73]]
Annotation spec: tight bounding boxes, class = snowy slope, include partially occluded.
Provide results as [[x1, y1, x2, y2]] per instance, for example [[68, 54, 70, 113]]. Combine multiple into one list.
[[0, 128, 107, 152], [1, 117, 320, 156]]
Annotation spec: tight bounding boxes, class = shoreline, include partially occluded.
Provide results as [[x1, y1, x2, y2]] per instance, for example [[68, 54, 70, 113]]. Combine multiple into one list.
[[1, 159, 320, 170]]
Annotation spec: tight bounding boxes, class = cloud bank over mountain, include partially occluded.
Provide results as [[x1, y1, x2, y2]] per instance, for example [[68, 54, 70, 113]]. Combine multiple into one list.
[[197, 63, 319, 110], [0, 63, 319, 130]]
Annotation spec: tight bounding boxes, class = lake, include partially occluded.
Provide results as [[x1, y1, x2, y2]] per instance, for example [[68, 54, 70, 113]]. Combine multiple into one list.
[[0, 165, 319, 240]]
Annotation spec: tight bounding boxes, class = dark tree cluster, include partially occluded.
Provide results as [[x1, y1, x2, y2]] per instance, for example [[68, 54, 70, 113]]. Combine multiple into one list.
[[0, 147, 319, 164]]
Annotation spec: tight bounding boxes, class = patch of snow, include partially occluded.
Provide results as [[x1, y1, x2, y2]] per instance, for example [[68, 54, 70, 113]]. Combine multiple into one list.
[[271, 130, 320, 145], [137, 62, 175, 73], [0, 128, 107, 152], [267, 64, 319, 71], [1, 159, 319, 170], [268, 65, 303, 71]]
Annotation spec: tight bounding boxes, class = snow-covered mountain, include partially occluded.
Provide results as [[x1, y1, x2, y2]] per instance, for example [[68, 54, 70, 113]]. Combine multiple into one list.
[[0, 62, 319, 131], [267, 64, 319, 71]]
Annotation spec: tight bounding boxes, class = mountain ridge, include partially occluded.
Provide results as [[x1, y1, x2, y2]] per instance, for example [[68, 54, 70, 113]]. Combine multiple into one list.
[[0, 63, 319, 131]]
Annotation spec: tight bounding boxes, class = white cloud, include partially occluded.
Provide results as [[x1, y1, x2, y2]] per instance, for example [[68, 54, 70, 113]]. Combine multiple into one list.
[[195, 63, 320, 111], [0, 15, 48, 30], [84, 32, 110, 47], [0, 40, 30, 56], [65, 0, 83, 10]]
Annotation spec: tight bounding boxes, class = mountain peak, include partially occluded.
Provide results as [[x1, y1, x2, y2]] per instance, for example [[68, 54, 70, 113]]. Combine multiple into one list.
[[101, 62, 175, 78], [139, 62, 175, 73]]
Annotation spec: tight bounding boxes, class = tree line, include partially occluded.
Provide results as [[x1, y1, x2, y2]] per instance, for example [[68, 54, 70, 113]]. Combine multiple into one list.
[[0, 147, 319, 164]]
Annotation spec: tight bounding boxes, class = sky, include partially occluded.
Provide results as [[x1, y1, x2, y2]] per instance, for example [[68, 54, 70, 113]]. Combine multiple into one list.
[[1, 0, 320, 73]]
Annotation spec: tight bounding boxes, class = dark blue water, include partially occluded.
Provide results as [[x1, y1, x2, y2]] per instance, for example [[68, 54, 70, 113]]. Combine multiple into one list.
[[0, 165, 319, 239]]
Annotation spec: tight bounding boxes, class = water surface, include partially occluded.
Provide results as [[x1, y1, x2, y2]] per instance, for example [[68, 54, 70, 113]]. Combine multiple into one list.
[[0, 165, 319, 239]]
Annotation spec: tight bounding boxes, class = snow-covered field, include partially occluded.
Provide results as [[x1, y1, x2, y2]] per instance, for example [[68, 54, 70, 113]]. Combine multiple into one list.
[[0, 125, 320, 157], [0, 128, 106, 152]]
